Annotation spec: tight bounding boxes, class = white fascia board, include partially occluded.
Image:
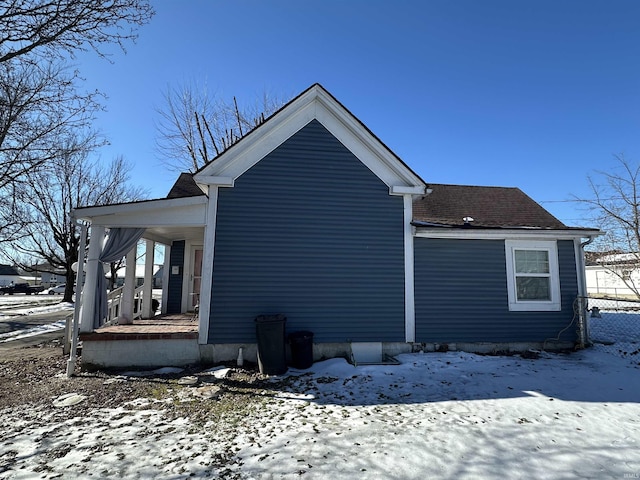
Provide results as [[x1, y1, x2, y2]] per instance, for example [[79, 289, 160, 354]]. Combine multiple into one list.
[[195, 85, 425, 190], [75, 197, 207, 228], [87, 206, 206, 228], [414, 228, 601, 241], [74, 196, 207, 220]]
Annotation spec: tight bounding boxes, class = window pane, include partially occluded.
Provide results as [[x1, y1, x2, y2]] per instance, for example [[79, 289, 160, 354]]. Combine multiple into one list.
[[514, 250, 549, 274], [516, 277, 551, 301]]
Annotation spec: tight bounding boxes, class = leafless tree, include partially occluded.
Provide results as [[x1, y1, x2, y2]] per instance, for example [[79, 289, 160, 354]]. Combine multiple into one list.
[[577, 154, 640, 298], [0, 0, 153, 243], [0, 0, 154, 64], [155, 81, 287, 172], [7, 133, 147, 302], [0, 60, 102, 188]]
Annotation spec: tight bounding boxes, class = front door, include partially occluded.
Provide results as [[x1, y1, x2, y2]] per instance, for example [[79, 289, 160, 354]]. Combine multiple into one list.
[[189, 246, 203, 312]]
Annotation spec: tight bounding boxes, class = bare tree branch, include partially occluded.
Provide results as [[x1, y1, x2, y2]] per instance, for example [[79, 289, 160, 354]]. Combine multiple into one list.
[[0, 59, 103, 188], [0, 0, 153, 244], [0, 0, 154, 64], [575, 154, 640, 298], [155, 81, 287, 172], [6, 133, 147, 301]]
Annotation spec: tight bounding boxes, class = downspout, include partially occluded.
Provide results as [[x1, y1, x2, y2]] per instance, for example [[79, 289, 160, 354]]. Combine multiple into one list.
[[576, 235, 595, 348]]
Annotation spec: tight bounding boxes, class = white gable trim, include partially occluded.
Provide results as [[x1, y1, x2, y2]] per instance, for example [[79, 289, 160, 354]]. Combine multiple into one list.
[[194, 85, 425, 191]]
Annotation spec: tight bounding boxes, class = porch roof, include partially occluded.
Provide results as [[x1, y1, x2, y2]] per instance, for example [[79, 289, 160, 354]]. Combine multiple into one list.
[[73, 195, 206, 244]]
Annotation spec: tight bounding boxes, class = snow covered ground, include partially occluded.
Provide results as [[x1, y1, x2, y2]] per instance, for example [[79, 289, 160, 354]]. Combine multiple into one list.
[[0, 295, 65, 311], [1, 347, 638, 479], [0, 301, 72, 343], [588, 299, 640, 362]]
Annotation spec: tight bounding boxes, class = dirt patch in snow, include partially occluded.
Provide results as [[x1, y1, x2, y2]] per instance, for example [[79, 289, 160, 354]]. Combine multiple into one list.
[[0, 338, 295, 477], [0, 338, 280, 414]]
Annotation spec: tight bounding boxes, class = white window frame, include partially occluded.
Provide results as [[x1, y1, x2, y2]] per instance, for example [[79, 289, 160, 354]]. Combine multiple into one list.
[[505, 240, 561, 311]]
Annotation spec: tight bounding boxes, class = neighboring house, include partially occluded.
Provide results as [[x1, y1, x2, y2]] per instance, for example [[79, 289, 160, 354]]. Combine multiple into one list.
[[109, 264, 164, 288], [73, 84, 599, 367], [585, 252, 640, 298], [0, 265, 22, 287], [30, 263, 66, 287]]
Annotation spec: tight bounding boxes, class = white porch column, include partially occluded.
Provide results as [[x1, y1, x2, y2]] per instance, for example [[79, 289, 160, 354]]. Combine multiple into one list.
[[120, 247, 137, 324], [198, 186, 220, 344], [141, 239, 155, 318], [80, 225, 105, 332], [67, 221, 88, 377]]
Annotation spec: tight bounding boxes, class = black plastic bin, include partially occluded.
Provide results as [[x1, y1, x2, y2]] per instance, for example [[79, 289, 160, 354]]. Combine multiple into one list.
[[289, 331, 314, 369], [255, 314, 287, 375]]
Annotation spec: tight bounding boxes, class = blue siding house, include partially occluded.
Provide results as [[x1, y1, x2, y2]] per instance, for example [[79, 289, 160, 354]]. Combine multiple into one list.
[[74, 84, 599, 368]]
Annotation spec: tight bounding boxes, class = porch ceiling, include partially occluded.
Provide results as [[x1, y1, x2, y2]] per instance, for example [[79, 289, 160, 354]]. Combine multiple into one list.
[[143, 226, 204, 244]]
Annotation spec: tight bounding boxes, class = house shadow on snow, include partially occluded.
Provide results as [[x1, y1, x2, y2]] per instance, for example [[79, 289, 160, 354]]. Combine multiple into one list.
[[265, 351, 640, 406]]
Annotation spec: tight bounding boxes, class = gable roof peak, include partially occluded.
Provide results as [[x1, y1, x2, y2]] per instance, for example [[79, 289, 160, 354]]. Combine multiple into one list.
[[193, 84, 426, 191]]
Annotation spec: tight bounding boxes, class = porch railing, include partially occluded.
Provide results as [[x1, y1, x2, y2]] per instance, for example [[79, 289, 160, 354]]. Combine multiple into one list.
[[106, 285, 144, 323]]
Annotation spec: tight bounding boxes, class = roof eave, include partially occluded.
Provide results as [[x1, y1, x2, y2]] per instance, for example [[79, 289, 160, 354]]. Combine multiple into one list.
[[73, 195, 208, 221], [414, 225, 601, 240]]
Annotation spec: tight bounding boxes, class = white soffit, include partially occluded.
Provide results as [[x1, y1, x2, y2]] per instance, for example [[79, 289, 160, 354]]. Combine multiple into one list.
[[194, 84, 425, 190]]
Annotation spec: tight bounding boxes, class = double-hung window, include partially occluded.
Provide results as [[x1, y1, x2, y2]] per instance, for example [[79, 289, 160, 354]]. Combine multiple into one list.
[[505, 240, 560, 311]]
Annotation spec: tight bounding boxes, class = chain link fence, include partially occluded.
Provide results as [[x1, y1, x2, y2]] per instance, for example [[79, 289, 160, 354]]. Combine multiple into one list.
[[585, 296, 640, 364]]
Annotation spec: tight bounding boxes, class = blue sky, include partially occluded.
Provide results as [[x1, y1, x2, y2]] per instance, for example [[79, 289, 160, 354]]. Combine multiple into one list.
[[75, 0, 640, 226]]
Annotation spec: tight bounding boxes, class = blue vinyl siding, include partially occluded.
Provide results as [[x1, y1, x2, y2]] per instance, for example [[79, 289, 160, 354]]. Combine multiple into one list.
[[166, 240, 185, 314], [208, 120, 405, 343], [414, 238, 579, 343]]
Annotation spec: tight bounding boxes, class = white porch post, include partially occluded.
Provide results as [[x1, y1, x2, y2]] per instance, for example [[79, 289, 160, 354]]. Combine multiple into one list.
[[67, 221, 88, 377], [141, 239, 155, 318], [80, 225, 105, 332], [120, 247, 137, 324], [198, 186, 221, 344]]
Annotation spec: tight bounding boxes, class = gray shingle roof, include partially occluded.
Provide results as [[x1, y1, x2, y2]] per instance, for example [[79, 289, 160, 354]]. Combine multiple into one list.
[[413, 184, 567, 229], [0, 264, 20, 276], [166, 173, 205, 199]]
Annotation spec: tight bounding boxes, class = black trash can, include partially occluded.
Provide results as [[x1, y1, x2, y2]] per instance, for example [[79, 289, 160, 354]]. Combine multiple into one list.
[[255, 314, 287, 375], [289, 331, 314, 369]]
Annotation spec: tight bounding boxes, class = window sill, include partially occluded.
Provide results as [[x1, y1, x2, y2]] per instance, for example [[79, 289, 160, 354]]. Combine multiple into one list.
[[508, 302, 561, 312]]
